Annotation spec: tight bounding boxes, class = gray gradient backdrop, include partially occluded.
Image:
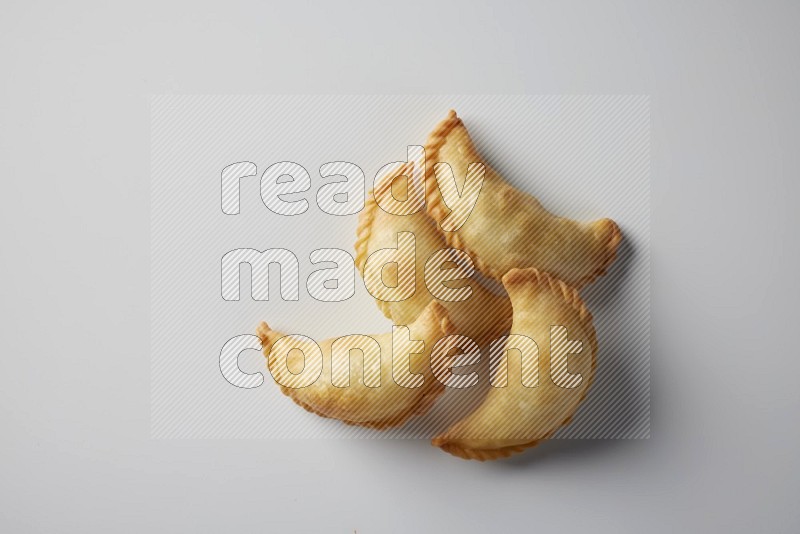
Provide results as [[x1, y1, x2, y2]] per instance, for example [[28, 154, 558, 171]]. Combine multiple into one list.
[[1, 1, 798, 532]]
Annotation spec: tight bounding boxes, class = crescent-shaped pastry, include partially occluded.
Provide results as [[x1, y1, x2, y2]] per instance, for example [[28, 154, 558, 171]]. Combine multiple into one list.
[[355, 167, 512, 347], [432, 268, 597, 460], [424, 110, 622, 287], [256, 301, 456, 430]]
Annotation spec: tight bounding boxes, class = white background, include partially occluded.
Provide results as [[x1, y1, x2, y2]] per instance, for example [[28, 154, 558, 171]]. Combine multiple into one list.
[[150, 95, 651, 440], [1, 1, 798, 532]]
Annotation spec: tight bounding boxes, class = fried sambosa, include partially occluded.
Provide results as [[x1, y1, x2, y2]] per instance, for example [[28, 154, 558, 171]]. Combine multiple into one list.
[[257, 301, 456, 430], [433, 268, 597, 460], [355, 166, 512, 346], [424, 110, 621, 287]]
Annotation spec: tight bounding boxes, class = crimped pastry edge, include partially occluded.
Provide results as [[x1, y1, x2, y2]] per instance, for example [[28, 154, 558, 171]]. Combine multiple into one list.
[[431, 267, 598, 461], [353, 163, 414, 319], [256, 301, 457, 431], [422, 109, 623, 288]]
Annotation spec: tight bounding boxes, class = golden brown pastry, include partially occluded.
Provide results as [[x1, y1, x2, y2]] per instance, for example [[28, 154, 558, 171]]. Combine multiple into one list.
[[355, 165, 512, 347], [433, 268, 597, 460], [256, 301, 456, 430], [424, 110, 622, 287]]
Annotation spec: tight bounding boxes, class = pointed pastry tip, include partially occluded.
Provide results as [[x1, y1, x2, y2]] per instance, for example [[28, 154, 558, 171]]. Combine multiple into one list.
[[594, 218, 622, 247], [256, 321, 270, 340], [501, 267, 545, 288], [426, 300, 457, 336], [256, 321, 280, 353]]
